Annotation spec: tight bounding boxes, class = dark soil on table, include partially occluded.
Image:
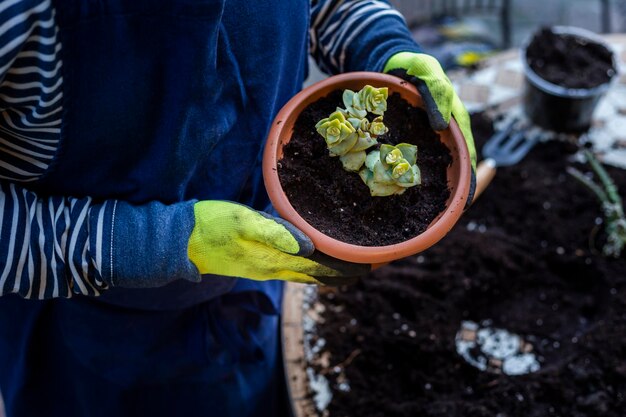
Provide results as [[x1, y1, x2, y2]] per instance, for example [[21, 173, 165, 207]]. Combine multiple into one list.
[[310, 113, 626, 417], [526, 27, 615, 89], [278, 91, 451, 246]]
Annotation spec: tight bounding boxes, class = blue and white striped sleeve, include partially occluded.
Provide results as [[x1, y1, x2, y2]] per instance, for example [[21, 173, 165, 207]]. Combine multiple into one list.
[[0, 184, 115, 298], [309, 0, 422, 74], [0, 182, 200, 299], [0, 0, 201, 299]]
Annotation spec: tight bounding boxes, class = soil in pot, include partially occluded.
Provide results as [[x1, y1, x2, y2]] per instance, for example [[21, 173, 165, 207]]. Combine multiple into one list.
[[526, 27, 615, 89], [278, 90, 451, 247], [305, 113, 626, 417]]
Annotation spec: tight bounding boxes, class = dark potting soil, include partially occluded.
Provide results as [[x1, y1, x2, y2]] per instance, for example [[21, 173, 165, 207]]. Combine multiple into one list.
[[278, 91, 451, 247], [526, 27, 615, 89], [310, 113, 626, 417]]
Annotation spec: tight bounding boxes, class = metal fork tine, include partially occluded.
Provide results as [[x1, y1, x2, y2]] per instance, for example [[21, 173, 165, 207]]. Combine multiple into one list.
[[499, 130, 528, 153], [476, 120, 541, 200], [508, 139, 537, 161], [501, 131, 541, 166], [482, 120, 516, 155], [480, 117, 542, 167]]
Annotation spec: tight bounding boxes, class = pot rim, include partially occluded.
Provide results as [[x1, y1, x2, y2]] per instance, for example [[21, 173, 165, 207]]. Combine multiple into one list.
[[262, 72, 472, 264], [521, 26, 619, 99]]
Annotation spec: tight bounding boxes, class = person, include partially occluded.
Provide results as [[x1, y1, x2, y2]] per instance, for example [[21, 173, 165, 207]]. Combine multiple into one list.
[[0, 1, 476, 416]]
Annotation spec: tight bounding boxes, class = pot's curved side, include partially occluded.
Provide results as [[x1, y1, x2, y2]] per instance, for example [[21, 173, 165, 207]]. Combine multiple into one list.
[[263, 72, 471, 264]]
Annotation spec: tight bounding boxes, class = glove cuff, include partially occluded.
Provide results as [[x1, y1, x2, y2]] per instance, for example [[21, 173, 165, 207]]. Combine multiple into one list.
[[112, 200, 201, 288], [383, 51, 420, 73]]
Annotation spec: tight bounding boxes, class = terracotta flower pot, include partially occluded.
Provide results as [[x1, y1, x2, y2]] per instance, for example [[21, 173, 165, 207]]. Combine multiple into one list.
[[262, 72, 471, 264]]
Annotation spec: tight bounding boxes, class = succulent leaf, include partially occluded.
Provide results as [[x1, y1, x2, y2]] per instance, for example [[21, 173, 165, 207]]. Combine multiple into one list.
[[343, 89, 367, 118], [352, 130, 378, 152], [348, 117, 363, 130], [327, 130, 358, 156], [373, 160, 395, 185], [340, 151, 367, 172], [379, 144, 395, 167], [366, 179, 406, 197], [364, 150, 380, 171], [396, 143, 418, 166], [359, 167, 373, 184]]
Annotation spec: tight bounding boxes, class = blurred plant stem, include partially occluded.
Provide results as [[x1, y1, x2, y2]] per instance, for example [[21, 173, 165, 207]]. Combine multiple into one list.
[[567, 150, 626, 258]]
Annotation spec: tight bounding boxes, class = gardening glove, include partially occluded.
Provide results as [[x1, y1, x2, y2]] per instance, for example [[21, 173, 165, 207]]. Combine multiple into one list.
[[383, 52, 477, 203], [187, 201, 369, 286]]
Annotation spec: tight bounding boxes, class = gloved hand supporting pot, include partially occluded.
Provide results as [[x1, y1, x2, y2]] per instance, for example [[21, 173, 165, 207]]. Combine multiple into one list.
[[187, 201, 369, 285], [384, 52, 477, 204]]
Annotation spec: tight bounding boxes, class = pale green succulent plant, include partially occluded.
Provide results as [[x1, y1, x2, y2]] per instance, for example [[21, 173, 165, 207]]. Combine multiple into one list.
[[314, 85, 420, 191], [359, 143, 421, 197]]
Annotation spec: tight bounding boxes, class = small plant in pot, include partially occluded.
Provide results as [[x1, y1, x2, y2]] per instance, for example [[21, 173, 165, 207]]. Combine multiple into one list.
[[522, 26, 618, 132], [315, 85, 420, 196], [262, 72, 472, 265]]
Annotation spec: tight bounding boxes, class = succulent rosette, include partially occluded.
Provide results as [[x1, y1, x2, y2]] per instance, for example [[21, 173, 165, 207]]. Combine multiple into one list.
[[315, 110, 357, 155], [368, 116, 388, 137], [358, 85, 388, 115], [359, 143, 421, 196], [342, 89, 368, 119]]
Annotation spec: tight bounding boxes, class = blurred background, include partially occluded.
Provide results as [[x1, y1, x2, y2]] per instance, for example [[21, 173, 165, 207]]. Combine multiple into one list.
[[307, 0, 626, 83]]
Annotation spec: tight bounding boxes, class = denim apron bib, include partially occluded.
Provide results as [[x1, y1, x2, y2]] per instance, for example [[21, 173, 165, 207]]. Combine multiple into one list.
[[0, 1, 309, 415]]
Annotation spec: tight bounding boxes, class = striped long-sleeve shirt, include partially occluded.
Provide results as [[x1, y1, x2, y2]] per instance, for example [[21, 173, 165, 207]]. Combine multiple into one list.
[[0, 0, 420, 299], [0, 0, 113, 298]]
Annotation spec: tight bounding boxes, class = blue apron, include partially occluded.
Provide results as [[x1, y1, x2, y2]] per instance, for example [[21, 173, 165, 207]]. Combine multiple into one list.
[[0, 0, 309, 415]]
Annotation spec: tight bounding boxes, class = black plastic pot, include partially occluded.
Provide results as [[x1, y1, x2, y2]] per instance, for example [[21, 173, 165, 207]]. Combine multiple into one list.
[[522, 26, 617, 132]]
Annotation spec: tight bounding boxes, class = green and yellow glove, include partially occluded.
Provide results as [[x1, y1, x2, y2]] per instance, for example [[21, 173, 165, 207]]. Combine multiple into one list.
[[187, 201, 369, 286], [384, 52, 477, 202]]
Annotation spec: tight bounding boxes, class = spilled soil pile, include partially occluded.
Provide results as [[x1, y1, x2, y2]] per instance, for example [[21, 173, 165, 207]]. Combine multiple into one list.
[[309, 113, 626, 417]]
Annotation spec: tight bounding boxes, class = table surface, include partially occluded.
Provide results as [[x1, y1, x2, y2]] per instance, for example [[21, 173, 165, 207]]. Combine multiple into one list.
[[449, 34, 626, 169]]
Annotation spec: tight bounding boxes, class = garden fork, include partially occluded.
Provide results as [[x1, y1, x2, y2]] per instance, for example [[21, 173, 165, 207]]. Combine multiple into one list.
[[473, 119, 542, 202]]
